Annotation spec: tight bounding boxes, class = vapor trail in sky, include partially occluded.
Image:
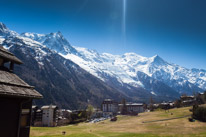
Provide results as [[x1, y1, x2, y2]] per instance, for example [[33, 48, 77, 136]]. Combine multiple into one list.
[[122, 0, 127, 47]]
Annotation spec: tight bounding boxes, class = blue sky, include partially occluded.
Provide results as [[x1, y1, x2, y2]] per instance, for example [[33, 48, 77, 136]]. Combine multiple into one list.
[[0, 0, 206, 69]]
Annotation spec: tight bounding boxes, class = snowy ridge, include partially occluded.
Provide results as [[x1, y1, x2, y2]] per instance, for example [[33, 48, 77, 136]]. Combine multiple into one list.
[[22, 31, 206, 95], [2, 22, 205, 97], [0, 22, 18, 36], [21, 31, 78, 55], [0, 25, 52, 66], [59, 46, 206, 94]]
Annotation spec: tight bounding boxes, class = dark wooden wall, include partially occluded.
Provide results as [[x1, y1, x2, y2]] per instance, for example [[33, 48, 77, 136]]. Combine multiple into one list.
[[0, 97, 21, 137], [0, 97, 33, 137]]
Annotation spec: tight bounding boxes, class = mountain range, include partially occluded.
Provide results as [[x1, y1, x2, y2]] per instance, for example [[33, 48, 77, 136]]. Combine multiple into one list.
[[1, 22, 206, 109]]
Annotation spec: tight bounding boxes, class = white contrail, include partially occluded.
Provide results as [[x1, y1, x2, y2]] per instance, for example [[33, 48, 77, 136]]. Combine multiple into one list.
[[122, 0, 127, 47]]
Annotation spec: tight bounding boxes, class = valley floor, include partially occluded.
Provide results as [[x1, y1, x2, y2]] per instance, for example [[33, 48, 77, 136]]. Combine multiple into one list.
[[30, 107, 206, 137]]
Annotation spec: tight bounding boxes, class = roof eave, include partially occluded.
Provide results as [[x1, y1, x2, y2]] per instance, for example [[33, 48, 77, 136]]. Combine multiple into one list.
[[0, 92, 43, 99]]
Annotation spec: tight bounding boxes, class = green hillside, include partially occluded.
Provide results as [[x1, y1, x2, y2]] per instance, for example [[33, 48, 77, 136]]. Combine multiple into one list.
[[30, 106, 206, 137]]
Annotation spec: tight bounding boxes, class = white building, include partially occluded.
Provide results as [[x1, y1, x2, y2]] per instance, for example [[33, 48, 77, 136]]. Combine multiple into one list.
[[41, 105, 58, 127], [102, 99, 118, 116]]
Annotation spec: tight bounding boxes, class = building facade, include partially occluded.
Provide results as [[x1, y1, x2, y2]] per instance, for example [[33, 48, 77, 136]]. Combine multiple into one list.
[[102, 99, 118, 116], [41, 105, 58, 127], [126, 103, 144, 114], [119, 103, 144, 115], [31, 106, 43, 126], [102, 99, 145, 116]]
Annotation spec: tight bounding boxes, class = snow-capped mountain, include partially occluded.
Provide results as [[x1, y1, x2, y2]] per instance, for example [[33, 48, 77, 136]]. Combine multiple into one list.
[[1, 22, 205, 106], [65, 48, 205, 94], [0, 22, 18, 36], [0, 23, 130, 109], [21, 32, 78, 55], [21, 31, 206, 96]]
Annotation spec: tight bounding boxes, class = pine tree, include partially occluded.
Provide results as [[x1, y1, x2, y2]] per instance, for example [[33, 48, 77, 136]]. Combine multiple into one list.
[[120, 98, 127, 115]]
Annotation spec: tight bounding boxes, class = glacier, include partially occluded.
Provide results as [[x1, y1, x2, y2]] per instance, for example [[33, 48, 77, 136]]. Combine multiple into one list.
[[0, 22, 205, 99]]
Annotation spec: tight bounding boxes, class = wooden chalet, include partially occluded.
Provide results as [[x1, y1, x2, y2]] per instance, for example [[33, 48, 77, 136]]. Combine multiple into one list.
[[180, 95, 196, 107], [0, 46, 42, 137]]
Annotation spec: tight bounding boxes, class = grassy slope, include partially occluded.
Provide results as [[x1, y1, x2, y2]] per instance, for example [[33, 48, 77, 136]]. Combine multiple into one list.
[[30, 107, 206, 137]]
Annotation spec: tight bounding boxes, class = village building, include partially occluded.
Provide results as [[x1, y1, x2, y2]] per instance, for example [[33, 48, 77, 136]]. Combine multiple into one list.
[[152, 102, 173, 110], [102, 99, 145, 116], [31, 106, 43, 126], [196, 92, 206, 104], [180, 95, 196, 107], [126, 103, 144, 114], [0, 46, 42, 137], [119, 103, 144, 115], [57, 109, 72, 125], [41, 105, 58, 127], [31, 106, 38, 126], [35, 109, 43, 125], [102, 99, 118, 116], [60, 109, 72, 119], [91, 108, 103, 119]]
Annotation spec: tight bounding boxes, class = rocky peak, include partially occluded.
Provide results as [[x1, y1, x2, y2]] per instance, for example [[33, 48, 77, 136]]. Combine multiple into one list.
[[0, 22, 9, 35], [0, 22, 7, 30], [150, 54, 167, 66]]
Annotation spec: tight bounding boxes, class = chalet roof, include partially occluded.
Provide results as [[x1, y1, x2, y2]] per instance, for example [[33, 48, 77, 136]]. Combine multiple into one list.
[[36, 109, 42, 112], [66, 110, 72, 113], [32, 105, 38, 109], [0, 69, 42, 98], [0, 46, 42, 99], [104, 99, 113, 101], [127, 103, 143, 106], [41, 105, 57, 109], [119, 103, 143, 106], [180, 95, 194, 98], [0, 46, 23, 64], [61, 109, 72, 113], [102, 99, 118, 104], [182, 100, 195, 103]]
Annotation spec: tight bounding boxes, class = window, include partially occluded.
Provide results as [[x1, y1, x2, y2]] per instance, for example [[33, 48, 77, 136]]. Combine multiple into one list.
[[20, 109, 30, 127]]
